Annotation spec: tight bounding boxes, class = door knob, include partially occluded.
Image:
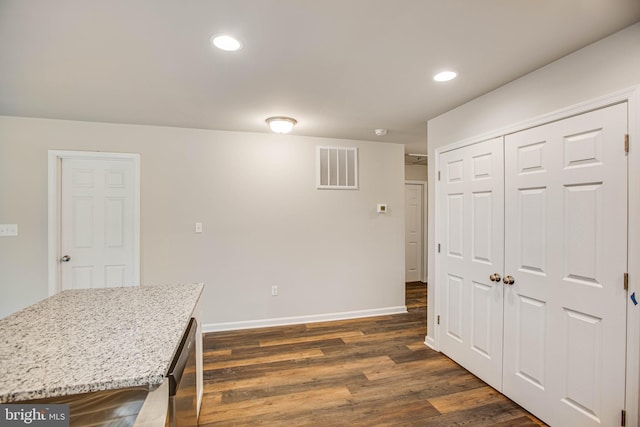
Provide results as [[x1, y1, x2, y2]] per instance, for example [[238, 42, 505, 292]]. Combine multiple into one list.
[[489, 273, 501, 282], [60, 255, 71, 263], [503, 275, 515, 285]]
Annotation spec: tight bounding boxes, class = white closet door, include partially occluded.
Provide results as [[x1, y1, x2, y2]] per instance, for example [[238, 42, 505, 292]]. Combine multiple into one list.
[[405, 183, 423, 282], [438, 137, 505, 390], [503, 103, 628, 427]]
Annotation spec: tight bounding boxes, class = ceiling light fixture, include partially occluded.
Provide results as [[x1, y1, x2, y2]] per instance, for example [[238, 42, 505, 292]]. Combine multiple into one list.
[[211, 34, 242, 51], [266, 116, 297, 134], [433, 71, 457, 82], [374, 128, 388, 136]]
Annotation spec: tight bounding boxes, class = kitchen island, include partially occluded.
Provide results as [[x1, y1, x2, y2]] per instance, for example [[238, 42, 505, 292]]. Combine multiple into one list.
[[0, 283, 203, 424]]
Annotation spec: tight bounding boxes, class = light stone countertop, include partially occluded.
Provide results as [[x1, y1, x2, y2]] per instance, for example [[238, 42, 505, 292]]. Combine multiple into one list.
[[0, 283, 203, 403]]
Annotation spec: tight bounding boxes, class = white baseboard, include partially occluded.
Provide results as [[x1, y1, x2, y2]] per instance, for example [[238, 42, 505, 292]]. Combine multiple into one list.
[[202, 306, 408, 333], [424, 335, 437, 351]]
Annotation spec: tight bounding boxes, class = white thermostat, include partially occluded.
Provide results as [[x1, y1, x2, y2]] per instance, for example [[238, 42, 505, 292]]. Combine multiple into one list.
[[377, 204, 387, 213]]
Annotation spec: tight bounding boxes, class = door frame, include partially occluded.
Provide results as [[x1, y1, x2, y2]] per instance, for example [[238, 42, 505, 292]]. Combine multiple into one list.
[[47, 150, 141, 295], [432, 85, 640, 424], [405, 180, 427, 283]]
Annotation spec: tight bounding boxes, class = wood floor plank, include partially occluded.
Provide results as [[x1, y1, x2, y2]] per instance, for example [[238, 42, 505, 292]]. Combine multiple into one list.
[[208, 356, 395, 394], [488, 416, 547, 427], [341, 326, 427, 343], [406, 341, 429, 351], [337, 399, 441, 427], [428, 385, 506, 414], [222, 337, 346, 360], [199, 386, 352, 423], [204, 349, 324, 370], [259, 330, 364, 347], [201, 349, 232, 358], [361, 356, 457, 381], [220, 372, 369, 404], [303, 315, 395, 330], [347, 367, 486, 403], [421, 401, 532, 427]]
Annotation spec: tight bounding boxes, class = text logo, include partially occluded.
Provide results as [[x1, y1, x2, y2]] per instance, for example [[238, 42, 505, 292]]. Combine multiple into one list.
[[0, 405, 69, 426]]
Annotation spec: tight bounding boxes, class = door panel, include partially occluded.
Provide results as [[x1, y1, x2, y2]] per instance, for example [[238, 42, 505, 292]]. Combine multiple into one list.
[[61, 158, 136, 290], [438, 137, 504, 390], [470, 280, 492, 358], [446, 273, 464, 342], [447, 194, 464, 257], [503, 103, 627, 427], [72, 197, 94, 248], [563, 307, 602, 418], [517, 188, 547, 273], [105, 197, 125, 247], [472, 192, 493, 263], [514, 294, 546, 389]]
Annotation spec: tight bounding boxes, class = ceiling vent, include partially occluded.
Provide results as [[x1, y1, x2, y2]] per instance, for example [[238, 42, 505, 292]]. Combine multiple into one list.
[[405, 153, 428, 166]]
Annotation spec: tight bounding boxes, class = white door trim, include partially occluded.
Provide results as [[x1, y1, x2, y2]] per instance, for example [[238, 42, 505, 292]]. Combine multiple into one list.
[[405, 180, 427, 283], [626, 86, 640, 426], [48, 150, 141, 295], [432, 84, 640, 425]]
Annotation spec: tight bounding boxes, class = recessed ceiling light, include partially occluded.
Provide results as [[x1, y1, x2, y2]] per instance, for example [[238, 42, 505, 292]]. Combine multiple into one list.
[[433, 71, 457, 82], [211, 34, 242, 51], [266, 117, 297, 134]]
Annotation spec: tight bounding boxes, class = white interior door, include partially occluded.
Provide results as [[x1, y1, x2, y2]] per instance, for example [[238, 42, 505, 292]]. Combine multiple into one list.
[[502, 103, 628, 426], [437, 137, 505, 390], [405, 183, 423, 282], [60, 157, 137, 290]]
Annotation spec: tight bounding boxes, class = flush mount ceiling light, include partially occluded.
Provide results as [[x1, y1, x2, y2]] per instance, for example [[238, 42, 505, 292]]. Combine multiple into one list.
[[433, 70, 457, 82], [374, 128, 388, 136], [211, 34, 242, 51], [266, 116, 297, 134]]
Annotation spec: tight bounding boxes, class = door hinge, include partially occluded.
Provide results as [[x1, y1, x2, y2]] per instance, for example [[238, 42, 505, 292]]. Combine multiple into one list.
[[438, 171, 441, 181], [624, 273, 629, 290], [437, 315, 441, 325], [625, 134, 629, 153], [437, 243, 441, 253], [621, 409, 626, 426]]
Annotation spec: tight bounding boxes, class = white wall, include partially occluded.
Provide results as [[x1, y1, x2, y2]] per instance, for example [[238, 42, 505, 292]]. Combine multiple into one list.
[[404, 164, 427, 182], [0, 117, 406, 326], [426, 23, 640, 345]]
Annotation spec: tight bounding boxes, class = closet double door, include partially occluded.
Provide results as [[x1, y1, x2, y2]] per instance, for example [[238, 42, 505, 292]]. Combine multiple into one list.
[[438, 103, 628, 427]]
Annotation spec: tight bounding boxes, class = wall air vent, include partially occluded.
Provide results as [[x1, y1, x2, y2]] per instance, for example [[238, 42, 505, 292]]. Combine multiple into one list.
[[316, 146, 358, 190]]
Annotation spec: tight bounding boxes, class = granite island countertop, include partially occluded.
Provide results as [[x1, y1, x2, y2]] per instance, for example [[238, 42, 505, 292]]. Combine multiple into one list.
[[0, 283, 203, 403]]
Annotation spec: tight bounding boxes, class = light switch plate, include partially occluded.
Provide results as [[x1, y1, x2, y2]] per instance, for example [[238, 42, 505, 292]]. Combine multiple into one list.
[[0, 224, 18, 236], [195, 222, 203, 233]]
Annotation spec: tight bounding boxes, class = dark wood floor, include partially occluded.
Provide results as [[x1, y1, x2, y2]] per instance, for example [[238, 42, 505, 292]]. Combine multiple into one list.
[[199, 282, 545, 426]]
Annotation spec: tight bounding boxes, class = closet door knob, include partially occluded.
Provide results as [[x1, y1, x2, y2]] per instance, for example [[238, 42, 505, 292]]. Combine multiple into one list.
[[489, 273, 501, 282], [503, 275, 515, 285], [60, 255, 71, 263]]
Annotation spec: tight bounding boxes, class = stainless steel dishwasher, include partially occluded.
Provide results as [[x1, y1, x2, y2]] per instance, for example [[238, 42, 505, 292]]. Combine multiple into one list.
[[167, 317, 198, 427]]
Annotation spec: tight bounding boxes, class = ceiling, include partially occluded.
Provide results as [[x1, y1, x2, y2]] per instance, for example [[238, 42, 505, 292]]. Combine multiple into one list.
[[1, 1, 639, 156]]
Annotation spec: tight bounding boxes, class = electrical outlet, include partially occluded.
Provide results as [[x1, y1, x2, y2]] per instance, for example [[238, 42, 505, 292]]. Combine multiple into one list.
[[0, 224, 18, 237], [271, 285, 278, 296]]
